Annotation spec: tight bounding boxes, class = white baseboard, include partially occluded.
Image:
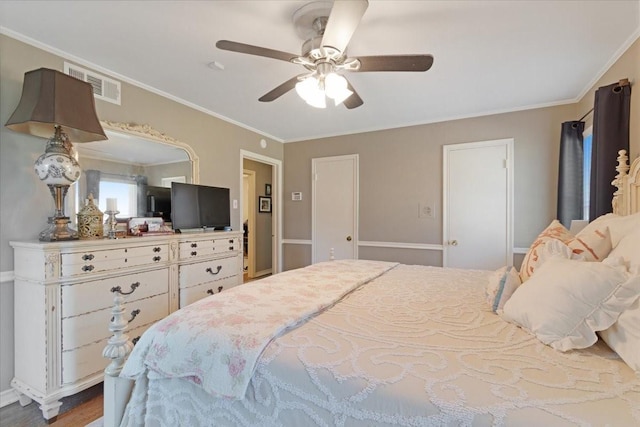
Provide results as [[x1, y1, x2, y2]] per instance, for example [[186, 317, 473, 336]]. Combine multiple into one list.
[[255, 268, 272, 278], [0, 388, 19, 408]]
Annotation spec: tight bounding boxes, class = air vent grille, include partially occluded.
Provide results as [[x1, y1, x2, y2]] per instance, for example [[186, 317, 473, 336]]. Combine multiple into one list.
[[64, 62, 121, 105]]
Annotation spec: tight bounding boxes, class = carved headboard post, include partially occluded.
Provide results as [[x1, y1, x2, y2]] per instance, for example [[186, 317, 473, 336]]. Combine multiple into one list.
[[611, 150, 630, 215]]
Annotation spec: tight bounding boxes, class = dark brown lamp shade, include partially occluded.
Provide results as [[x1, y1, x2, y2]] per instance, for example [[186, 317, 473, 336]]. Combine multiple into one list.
[[5, 68, 107, 142]]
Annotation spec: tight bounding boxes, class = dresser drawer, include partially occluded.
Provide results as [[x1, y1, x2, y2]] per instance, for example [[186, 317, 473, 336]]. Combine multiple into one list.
[[61, 244, 168, 277], [61, 322, 152, 385], [62, 292, 169, 351], [61, 268, 169, 317], [179, 275, 239, 307], [179, 255, 238, 289], [179, 237, 240, 260]]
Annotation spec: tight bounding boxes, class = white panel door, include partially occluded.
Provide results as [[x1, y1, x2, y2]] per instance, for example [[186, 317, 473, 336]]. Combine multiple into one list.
[[443, 139, 513, 269], [312, 155, 358, 263]]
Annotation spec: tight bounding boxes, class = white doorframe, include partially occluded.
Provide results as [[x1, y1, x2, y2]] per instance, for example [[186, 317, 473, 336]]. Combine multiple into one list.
[[243, 169, 256, 278], [312, 154, 359, 263], [240, 150, 282, 274], [442, 138, 514, 268]]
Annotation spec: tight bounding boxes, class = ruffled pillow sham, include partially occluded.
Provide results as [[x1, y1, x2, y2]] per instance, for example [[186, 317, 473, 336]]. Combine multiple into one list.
[[501, 257, 640, 352]]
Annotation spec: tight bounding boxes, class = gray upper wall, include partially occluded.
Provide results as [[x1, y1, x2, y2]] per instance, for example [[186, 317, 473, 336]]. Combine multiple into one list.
[[282, 37, 639, 267], [0, 34, 283, 271]]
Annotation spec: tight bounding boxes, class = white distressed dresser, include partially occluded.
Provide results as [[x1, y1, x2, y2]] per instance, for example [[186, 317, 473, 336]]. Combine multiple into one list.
[[10, 230, 242, 421]]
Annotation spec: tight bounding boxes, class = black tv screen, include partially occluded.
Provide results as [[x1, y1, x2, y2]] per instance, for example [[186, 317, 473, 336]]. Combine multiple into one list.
[[171, 182, 231, 231], [145, 185, 172, 222]]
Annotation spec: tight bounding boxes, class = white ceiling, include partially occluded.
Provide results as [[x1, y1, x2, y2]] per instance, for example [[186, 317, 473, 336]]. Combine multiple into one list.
[[1, 1, 638, 143]]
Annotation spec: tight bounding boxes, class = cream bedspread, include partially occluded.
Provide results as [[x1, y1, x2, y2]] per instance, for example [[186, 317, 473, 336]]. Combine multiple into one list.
[[121, 264, 640, 426]]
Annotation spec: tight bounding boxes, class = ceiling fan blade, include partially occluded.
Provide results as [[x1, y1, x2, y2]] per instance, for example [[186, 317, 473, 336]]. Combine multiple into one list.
[[259, 75, 304, 102], [354, 55, 434, 72], [321, 0, 368, 54], [216, 40, 298, 63], [343, 80, 363, 109]]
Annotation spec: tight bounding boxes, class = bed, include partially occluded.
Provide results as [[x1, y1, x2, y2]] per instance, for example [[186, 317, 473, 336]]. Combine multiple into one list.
[[103, 151, 640, 426]]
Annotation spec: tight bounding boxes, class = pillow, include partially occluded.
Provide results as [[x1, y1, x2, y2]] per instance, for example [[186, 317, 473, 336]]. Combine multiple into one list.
[[519, 220, 574, 282], [486, 266, 521, 313], [519, 220, 611, 282], [577, 212, 640, 248], [599, 298, 640, 372], [605, 226, 640, 268], [566, 226, 611, 261], [501, 257, 640, 351]]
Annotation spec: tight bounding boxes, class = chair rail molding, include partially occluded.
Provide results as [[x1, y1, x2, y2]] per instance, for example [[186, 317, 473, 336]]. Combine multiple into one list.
[[0, 270, 14, 284]]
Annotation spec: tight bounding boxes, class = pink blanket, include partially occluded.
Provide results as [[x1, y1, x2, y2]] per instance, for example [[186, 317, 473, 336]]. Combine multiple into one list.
[[121, 259, 398, 399]]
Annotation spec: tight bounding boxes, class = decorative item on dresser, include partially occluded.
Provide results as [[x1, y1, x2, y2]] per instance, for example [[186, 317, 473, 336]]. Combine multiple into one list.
[[76, 194, 104, 239], [4, 68, 107, 241], [10, 230, 242, 422]]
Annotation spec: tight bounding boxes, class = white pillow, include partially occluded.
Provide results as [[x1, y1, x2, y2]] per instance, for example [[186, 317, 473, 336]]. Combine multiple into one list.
[[606, 226, 640, 268], [578, 212, 640, 248], [485, 266, 521, 313], [501, 257, 640, 351], [599, 298, 640, 372]]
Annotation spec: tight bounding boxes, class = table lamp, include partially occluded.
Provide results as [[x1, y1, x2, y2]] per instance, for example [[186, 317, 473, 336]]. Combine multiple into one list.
[[5, 68, 107, 241]]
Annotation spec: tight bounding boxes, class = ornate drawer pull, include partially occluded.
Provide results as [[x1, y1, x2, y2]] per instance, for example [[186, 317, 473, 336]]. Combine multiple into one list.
[[128, 309, 141, 323], [153, 247, 161, 253], [153, 256, 161, 262], [82, 265, 94, 272], [229, 246, 234, 251], [82, 254, 94, 261], [228, 239, 234, 244], [191, 243, 198, 248], [206, 286, 224, 295], [191, 251, 197, 256], [205, 265, 222, 275], [111, 308, 141, 323], [132, 336, 141, 346], [111, 282, 140, 295]]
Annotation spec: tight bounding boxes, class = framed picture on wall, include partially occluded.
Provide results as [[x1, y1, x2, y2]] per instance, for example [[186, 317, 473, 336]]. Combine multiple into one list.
[[265, 183, 272, 196], [259, 196, 272, 213]]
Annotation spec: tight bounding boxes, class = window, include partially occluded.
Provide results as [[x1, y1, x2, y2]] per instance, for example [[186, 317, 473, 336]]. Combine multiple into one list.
[[98, 176, 138, 217], [582, 127, 592, 220]]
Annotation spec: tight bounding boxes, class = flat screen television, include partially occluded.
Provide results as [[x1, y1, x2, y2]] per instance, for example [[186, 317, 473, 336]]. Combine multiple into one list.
[[145, 185, 172, 222], [171, 182, 231, 231]]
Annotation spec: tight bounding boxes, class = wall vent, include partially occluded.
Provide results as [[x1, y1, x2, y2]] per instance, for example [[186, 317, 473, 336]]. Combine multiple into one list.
[[64, 62, 121, 105]]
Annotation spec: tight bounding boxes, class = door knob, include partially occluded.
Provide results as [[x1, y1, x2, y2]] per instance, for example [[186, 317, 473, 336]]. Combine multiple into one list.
[[346, 236, 352, 241], [450, 240, 458, 246]]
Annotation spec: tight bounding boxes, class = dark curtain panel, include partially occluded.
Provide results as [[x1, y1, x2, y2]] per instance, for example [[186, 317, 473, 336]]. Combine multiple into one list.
[[135, 175, 148, 216], [85, 169, 100, 201], [557, 121, 584, 227], [589, 82, 631, 220]]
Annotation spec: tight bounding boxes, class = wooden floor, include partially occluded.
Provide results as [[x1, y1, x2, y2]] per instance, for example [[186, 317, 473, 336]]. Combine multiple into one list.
[[0, 384, 103, 427]]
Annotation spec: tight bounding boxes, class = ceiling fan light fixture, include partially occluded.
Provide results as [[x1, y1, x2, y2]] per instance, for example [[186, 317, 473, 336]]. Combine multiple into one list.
[[324, 73, 352, 105], [295, 76, 326, 108]]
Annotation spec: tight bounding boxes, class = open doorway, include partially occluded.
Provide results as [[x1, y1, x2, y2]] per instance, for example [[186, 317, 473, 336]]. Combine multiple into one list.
[[240, 150, 282, 281]]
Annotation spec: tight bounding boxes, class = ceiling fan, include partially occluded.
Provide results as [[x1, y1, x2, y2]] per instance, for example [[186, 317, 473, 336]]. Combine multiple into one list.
[[216, 0, 434, 109]]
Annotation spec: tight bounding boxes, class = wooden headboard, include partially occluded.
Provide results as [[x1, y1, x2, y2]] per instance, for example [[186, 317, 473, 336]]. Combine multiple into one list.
[[612, 150, 640, 216]]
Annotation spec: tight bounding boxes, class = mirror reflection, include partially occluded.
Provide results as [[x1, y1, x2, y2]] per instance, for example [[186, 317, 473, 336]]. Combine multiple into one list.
[[71, 124, 196, 226]]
